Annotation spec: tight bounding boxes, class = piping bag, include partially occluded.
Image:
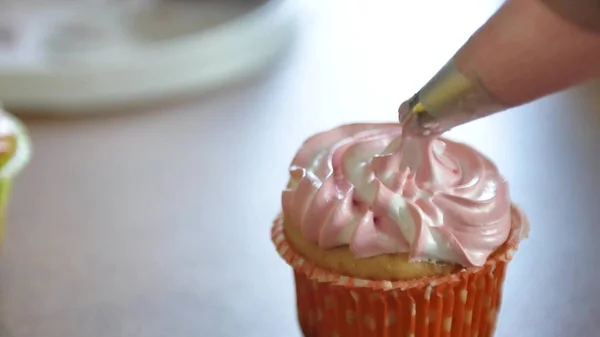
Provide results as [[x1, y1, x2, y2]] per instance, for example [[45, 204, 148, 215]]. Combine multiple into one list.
[[399, 0, 600, 136]]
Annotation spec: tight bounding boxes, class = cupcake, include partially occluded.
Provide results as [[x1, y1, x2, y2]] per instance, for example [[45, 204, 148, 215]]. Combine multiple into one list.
[[0, 107, 31, 242], [272, 123, 528, 337]]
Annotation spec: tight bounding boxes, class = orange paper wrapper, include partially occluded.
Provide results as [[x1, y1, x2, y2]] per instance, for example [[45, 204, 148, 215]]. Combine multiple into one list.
[[272, 206, 528, 337]]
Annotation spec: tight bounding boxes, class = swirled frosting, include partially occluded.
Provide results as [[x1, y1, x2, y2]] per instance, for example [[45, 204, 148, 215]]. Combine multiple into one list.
[[282, 124, 511, 267]]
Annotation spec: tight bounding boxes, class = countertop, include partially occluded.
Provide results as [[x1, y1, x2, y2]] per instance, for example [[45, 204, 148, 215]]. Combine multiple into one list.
[[1, 0, 599, 336]]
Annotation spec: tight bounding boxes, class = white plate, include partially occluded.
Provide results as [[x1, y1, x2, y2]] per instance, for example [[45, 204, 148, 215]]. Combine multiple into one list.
[[0, 0, 298, 114]]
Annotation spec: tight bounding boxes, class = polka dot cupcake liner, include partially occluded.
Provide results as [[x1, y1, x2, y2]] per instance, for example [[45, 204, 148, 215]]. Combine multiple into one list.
[[272, 206, 528, 337]]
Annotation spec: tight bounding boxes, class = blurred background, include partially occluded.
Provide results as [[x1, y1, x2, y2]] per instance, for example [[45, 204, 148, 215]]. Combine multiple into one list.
[[0, 0, 599, 336], [0, 0, 296, 112]]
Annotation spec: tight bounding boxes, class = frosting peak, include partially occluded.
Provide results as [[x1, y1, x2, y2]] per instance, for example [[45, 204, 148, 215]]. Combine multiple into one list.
[[282, 124, 511, 267]]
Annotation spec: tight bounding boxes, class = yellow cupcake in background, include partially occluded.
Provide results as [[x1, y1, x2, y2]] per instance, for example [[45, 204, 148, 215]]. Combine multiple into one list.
[[0, 107, 31, 241]]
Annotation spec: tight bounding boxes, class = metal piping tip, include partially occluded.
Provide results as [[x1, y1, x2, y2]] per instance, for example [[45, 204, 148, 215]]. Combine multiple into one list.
[[398, 94, 435, 137], [397, 59, 508, 136]]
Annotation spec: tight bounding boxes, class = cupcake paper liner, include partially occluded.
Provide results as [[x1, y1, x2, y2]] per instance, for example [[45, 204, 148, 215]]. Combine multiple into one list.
[[0, 179, 12, 242], [272, 206, 528, 337]]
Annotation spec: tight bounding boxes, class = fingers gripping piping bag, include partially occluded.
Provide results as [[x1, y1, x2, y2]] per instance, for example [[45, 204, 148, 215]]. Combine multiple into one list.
[[0, 106, 30, 243], [272, 124, 528, 337]]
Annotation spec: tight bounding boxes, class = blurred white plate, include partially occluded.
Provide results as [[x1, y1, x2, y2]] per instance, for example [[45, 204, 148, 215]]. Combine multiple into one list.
[[0, 0, 297, 114]]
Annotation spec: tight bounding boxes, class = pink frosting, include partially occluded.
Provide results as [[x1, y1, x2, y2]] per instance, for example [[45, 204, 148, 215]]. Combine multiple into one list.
[[282, 124, 512, 267]]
